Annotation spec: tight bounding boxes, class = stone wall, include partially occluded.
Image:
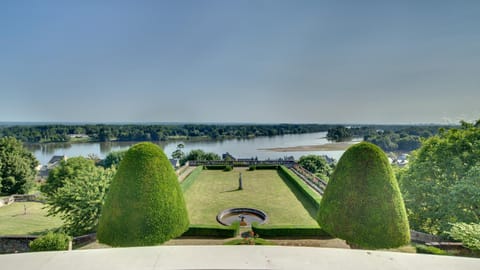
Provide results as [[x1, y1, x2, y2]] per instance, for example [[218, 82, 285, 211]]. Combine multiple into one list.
[[0, 236, 37, 254]]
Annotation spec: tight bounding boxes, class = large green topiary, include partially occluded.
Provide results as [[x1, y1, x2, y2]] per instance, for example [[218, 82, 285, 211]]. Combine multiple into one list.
[[97, 142, 189, 246], [317, 142, 410, 249]]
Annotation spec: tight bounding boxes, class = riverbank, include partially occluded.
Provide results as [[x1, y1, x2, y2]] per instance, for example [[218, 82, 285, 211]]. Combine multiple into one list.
[[259, 141, 358, 152]]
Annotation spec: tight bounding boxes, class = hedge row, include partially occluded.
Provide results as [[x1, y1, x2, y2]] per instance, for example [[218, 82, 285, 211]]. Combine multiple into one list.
[[278, 166, 321, 209], [180, 166, 203, 192], [251, 223, 329, 238], [248, 165, 279, 170], [182, 222, 240, 238], [204, 165, 229, 170]]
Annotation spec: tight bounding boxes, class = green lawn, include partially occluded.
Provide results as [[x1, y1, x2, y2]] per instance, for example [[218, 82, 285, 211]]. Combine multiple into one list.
[[184, 168, 319, 226], [0, 202, 63, 235]]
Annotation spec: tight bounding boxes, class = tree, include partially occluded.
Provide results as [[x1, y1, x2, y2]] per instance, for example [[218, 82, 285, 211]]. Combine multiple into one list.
[[298, 155, 332, 180], [400, 122, 480, 234], [101, 150, 126, 168], [317, 142, 410, 249], [171, 143, 185, 160], [97, 142, 189, 246], [41, 157, 96, 196], [45, 165, 115, 236], [0, 137, 38, 194], [180, 149, 220, 165]]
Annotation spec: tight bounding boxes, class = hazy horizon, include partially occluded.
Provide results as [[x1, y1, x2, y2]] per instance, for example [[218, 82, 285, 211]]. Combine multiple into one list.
[[1, 1, 479, 124]]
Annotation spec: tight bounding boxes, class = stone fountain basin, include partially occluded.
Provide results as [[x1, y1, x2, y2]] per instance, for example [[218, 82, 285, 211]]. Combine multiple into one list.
[[216, 208, 268, 226]]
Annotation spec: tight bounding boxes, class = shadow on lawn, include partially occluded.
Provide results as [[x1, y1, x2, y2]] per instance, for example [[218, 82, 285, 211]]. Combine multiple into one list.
[[220, 188, 242, 193], [278, 172, 319, 220]]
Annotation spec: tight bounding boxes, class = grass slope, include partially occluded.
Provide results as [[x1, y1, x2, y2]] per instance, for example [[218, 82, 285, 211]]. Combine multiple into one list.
[[0, 202, 62, 235], [184, 168, 318, 226]]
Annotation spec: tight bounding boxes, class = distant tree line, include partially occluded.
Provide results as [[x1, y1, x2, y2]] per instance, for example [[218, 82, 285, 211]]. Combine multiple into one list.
[[327, 125, 453, 151], [0, 124, 335, 143]]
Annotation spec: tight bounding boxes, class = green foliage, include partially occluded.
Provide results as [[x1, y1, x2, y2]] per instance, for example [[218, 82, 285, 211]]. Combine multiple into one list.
[[182, 222, 239, 238], [415, 244, 448, 255], [29, 232, 71, 252], [327, 126, 353, 141], [278, 166, 321, 208], [0, 137, 38, 194], [251, 223, 329, 238], [447, 223, 480, 251], [97, 142, 189, 247], [45, 165, 115, 236], [41, 157, 96, 196], [204, 165, 228, 170], [180, 166, 203, 192], [224, 238, 274, 245], [180, 149, 221, 165], [101, 150, 126, 168], [400, 122, 480, 234], [171, 144, 185, 160], [224, 165, 233, 171], [298, 155, 332, 180], [317, 142, 410, 249]]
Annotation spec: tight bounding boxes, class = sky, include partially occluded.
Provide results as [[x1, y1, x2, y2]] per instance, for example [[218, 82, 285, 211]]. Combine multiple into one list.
[[1, 1, 479, 124]]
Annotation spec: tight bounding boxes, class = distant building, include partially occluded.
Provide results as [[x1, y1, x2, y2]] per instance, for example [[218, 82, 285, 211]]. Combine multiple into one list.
[[222, 152, 236, 161], [37, 155, 68, 179]]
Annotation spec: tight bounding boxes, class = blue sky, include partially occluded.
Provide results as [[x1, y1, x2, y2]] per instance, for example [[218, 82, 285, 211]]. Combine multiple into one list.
[[1, 1, 479, 124]]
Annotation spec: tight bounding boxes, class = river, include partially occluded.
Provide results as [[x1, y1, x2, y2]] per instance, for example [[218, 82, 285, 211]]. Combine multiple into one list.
[[27, 132, 358, 165]]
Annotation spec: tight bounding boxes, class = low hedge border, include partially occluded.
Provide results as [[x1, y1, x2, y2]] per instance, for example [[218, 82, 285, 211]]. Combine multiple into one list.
[[278, 166, 321, 209], [249, 165, 279, 170], [180, 166, 203, 192], [251, 223, 330, 238], [204, 165, 228, 170], [181, 222, 240, 238], [415, 244, 448, 255]]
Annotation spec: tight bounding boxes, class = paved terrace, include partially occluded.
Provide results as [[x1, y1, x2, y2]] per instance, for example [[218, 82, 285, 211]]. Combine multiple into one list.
[[1, 246, 478, 270]]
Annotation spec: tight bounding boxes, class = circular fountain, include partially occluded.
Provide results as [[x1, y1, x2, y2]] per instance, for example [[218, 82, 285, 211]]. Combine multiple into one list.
[[216, 208, 268, 227]]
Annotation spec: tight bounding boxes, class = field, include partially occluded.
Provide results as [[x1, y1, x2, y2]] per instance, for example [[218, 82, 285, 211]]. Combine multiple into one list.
[[0, 202, 62, 235], [183, 168, 319, 226]]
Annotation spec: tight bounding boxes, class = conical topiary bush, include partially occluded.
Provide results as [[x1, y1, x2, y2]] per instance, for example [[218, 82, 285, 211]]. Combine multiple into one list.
[[97, 142, 189, 246], [317, 142, 410, 249]]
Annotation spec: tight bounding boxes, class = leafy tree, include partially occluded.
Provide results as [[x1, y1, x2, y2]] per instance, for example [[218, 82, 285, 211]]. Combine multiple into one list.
[[171, 143, 185, 160], [45, 165, 115, 236], [29, 232, 71, 252], [400, 122, 480, 234], [0, 137, 38, 194], [298, 155, 332, 180], [101, 150, 126, 168], [97, 142, 189, 246], [447, 222, 480, 251], [41, 157, 96, 196], [180, 149, 220, 165], [317, 142, 410, 249]]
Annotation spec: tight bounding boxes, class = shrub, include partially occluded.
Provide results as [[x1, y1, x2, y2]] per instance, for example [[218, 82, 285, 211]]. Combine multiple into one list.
[[447, 222, 480, 251], [248, 165, 256, 171], [97, 142, 189, 247], [255, 165, 279, 170], [182, 222, 240, 238], [317, 142, 410, 249], [278, 166, 321, 209], [251, 223, 329, 238], [415, 244, 448, 255], [204, 165, 228, 170], [224, 238, 274, 245], [224, 165, 233, 171], [29, 232, 71, 252]]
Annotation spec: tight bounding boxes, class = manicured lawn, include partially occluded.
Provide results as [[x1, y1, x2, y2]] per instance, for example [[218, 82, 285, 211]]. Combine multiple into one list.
[[184, 168, 319, 226], [0, 202, 63, 235]]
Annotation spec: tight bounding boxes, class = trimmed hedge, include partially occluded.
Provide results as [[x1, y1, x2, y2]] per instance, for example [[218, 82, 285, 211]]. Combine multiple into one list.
[[278, 166, 321, 209], [224, 238, 274, 245], [29, 232, 71, 252], [182, 222, 240, 238], [415, 244, 448, 255], [180, 166, 203, 192], [97, 142, 189, 247], [249, 165, 279, 170], [204, 165, 228, 170], [317, 142, 410, 249], [251, 223, 329, 238]]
